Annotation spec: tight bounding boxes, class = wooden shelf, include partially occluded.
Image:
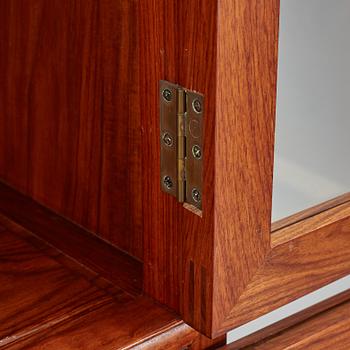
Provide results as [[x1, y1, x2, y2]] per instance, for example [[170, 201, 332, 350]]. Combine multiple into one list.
[[0, 210, 224, 349]]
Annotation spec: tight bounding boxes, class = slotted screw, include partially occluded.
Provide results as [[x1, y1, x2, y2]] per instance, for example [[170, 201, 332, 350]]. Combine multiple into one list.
[[162, 133, 173, 147], [192, 99, 202, 113], [192, 145, 202, 159], [192, 188, 201, 203], [163, 176, 173, 189], [162, 88, 172, 102]]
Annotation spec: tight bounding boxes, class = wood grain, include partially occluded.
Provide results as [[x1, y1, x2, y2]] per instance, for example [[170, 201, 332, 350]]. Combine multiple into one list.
[[3, 0, 348, 341], [139, 323, 225, 350], [212, 0, 280, 334], [138, 0, 281, 337], [141, 0, 218, 336], [243, 299, 350, 349], [224, 290, 350, 349], [97, 0, 143, 258], [3, 300, 179, 350], [271, 200, 350, 247], [0, 0, 143, 259], [0, 181, 142, 295], [217, 212, 350, 335], [0, 227, 116, 347], [0, 214, 225, 349], [5, 305, 224, 350]]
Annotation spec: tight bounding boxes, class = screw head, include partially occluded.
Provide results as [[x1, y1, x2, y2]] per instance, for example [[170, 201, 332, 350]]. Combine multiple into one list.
[[192, 99, 202, 113], [192, 188, 201, 203], [192, 145, 202, 159], [162, 88, 172, 102], [162, 132, 173, 147], [163, 176, 173, 189]]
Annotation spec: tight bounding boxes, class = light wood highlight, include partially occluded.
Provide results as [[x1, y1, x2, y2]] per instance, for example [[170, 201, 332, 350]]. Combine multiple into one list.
[[272, 200, 350, 247]]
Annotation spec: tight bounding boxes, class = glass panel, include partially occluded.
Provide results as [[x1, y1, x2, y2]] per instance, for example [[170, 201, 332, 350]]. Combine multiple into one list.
[[272, 0, 350, 222]]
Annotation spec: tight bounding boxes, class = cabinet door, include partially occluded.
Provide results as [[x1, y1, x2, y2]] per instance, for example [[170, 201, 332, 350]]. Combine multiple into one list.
[[144, 0, 350, 338]]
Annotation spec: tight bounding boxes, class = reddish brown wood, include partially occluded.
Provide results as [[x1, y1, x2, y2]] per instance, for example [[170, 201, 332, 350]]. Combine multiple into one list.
[[0, 227, 116, 347], [242, 299, 350, 349], [141, 0, 219, 336], [217, 212, 350, 335], [139, 323, 225, 350], [0, 0, 143, 259], [6, 309, 224, 350], [212, 0, 280, 334], [97, 0, 143, 258], [2, 0, 348, 341], [0, 0, 29, 193], [271, 200, 350, 247], [0, 181, 142, 295], [224, 290, 350, 349], [143, 0, 281, 337], [0, 214, 225, 350], [0, 0, 281, 337]]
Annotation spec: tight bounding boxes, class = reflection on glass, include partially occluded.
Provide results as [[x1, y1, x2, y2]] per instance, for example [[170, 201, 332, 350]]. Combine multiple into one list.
[[272, 0, 350, 222]]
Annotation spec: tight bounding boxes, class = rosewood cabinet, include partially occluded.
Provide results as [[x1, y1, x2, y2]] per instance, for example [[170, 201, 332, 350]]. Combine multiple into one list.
[[0, 0, 349, 349]]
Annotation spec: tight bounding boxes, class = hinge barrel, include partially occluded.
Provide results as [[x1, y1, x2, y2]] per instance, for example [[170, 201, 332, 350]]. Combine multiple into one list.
[[177, 88, 186, 202]]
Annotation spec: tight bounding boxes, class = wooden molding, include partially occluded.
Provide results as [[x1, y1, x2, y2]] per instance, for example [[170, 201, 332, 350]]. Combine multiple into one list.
[[240, 298, 350, 349], [223, 290, 350, 349], [0, 181, 142, 296]]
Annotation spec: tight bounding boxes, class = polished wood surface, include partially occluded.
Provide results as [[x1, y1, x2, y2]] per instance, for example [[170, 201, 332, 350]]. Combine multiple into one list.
[[243, 299, 350, 349], [143, 0, 281, 337], [0, 214, 224, 349], [217, 205, 350, 334], [0, 0, 142, 259], [0, 181, 142, 296], [1, 0, 349, 340], [271, 200, 350, 247], [224, 290, 350, 349], [211, 0, 280, 335], [0, 0, 284, 337], [142, 0, 219, 336]]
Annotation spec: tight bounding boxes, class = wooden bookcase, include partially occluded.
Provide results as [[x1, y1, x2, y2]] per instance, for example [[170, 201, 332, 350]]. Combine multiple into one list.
[[0, 0, 349, 348]]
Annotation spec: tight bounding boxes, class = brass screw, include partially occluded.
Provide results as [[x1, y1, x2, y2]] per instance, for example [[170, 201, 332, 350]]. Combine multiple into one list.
[[163, 176, 173, 189], [162, 88, 172, 102], [192, 99, 202, 113], [192, 145, 202, 159], [162, 133, 173, 147], [192, 188, 201, 203]]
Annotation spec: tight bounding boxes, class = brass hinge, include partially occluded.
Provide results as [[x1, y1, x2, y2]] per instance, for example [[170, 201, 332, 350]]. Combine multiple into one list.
[[160, 80, 204, 212]]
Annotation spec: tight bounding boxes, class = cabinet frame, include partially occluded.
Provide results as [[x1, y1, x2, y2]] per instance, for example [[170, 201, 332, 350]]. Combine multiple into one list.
[[143, 0, 350, 338]]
